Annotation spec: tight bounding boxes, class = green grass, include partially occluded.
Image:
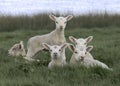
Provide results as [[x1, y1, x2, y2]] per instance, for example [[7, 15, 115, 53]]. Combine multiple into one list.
[[0, 27, 120, 86]]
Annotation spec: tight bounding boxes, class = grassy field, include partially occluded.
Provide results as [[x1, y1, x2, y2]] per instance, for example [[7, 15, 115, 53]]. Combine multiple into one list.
[[0, 27, 120, 86], [1, 13, 120, 31]]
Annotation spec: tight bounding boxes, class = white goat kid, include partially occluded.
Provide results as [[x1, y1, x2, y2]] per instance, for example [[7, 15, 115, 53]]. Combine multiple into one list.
[[69, 44, 112, 70], [43, 43, 68, 68], [8, 41, 26, 57], [69, 36, 93, 59], [24, 15, 73, 61]]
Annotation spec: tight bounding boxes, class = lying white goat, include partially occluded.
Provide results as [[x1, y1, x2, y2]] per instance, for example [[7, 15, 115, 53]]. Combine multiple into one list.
[[69, 44, 112, 70], [43, 43, 68, 68], [8, 41, 26, 57], [24, 15, 73, 61], [69, 36, 93, 59]]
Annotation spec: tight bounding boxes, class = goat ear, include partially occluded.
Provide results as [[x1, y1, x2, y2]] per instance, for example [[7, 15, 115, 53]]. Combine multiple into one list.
[[18, 44, 22, 49], [20, 41, 24, 48], [85, 36, 93, 44], [69, 36, 77, 44], [61, 43, 68, 50], [20, 41, 23, 44], [66, 15, 73, 21], [49, 15, 56, 21], [86, 45, 93, 52], [42, 43, 50, 50], [68, 44, 75, 53]]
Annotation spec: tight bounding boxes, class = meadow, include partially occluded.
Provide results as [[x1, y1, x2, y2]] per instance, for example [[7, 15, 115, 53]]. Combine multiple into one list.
[[0, 14, 120, 86]]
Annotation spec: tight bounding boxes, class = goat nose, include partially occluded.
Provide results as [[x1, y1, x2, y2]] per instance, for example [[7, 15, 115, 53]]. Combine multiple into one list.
[[54, 53, 57, 55], [60, 26, 63, 29], [81, 56, 84, 61]]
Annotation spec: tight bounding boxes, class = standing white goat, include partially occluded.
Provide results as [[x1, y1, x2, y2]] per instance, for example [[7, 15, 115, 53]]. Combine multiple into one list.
[[8, 41, 26, 57], [42, 43, 68, 68], [24, 15, 73, 61], [69, 44, 112, 70], [69, 36, 93, 59]]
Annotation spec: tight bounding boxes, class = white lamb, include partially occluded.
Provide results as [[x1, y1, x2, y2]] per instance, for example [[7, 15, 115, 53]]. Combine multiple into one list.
[[69, 36, 93, 59], [24, 15, 73, 61], [8, 41, 26, 57], [42, 43, 68, 69], [69, 44, 112, 70]]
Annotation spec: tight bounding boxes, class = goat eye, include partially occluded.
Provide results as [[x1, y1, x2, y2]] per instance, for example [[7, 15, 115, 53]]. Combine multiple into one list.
[[74, 51, 78, 54], [85, 52, 87, 54], [59, 49, 61, 51], [50, 50, 52, 52], [56, 21, 58, 24]]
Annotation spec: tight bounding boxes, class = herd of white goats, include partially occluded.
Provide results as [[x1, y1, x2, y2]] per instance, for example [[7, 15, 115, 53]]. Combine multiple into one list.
[[8, 15, 112, 70]]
